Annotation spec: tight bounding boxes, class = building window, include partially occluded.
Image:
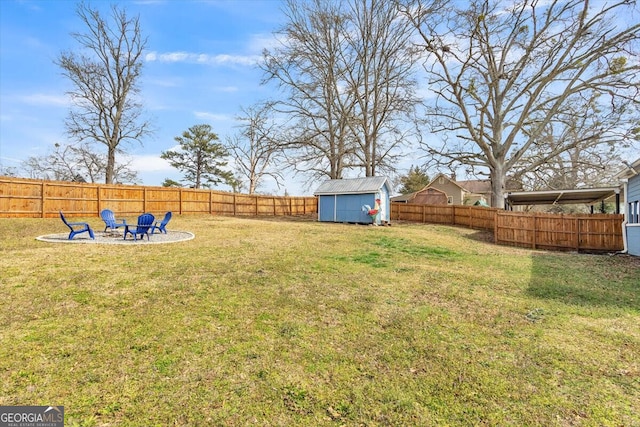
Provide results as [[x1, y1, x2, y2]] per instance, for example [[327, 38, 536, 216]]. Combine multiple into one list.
[[439, 177, 445, 184], [630, 201, 640, 224], [447, 196, 453, 205]]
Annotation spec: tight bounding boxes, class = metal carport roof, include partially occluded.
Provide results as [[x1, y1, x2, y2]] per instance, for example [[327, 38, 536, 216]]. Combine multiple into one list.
[[505, 187, 620, 206]]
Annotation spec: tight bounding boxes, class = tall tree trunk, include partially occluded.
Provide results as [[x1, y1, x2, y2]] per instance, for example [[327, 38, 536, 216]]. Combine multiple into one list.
[[490, 163, 506, 209], [106, 146, 116, 184]]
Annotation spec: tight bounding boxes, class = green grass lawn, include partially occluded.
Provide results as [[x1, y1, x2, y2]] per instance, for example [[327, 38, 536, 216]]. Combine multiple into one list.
[[1, 215, 638, 426]]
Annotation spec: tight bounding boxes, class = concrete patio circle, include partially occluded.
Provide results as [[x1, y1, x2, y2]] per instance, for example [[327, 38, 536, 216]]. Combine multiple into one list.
[[36, 230, 195, 245]]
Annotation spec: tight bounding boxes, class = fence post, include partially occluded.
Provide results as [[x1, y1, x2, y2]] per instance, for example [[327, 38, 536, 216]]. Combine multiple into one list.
[[97, 185, 101, 217], [532, 213, 537, 250], [232, 193, 236, 216], [575, 217, 580, 251], [40, 181, 46, 218], [494, 210, 499, 244]]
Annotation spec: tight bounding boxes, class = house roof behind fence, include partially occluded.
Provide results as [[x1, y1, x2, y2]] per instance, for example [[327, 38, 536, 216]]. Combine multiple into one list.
[[314, 176, 390, 195], [457, 179, 491, 194]]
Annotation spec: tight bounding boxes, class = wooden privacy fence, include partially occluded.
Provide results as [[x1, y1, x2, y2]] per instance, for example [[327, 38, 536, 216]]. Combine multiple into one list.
[[0, 176, 623, 252], [0, 177, 317, 219], [494, 211, 623, 252], [392, 202, 624, 252], [391, 203, 497, 231]]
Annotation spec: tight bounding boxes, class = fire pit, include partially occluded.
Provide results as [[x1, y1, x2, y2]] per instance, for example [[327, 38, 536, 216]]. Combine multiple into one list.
[[36, 230, 194, 245]]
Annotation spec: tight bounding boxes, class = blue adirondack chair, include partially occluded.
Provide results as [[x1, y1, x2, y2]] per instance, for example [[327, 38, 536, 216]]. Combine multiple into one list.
[[123, 213, 155, 241], [151, 211, 172, 234], [60, 211, 95, 240], [100, 209, 127, 232]]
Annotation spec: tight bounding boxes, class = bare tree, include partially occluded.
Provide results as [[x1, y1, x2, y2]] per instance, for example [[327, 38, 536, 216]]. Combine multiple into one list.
[[512, 96, 631, 191], [22, 142, 138, 183], [342, 0, 421, 176], [57, 2, 152, 184], [401, 0, 640, 208], [518, 146, 623, 190], [227, 103, 284, 194], [262, 0, 420, 181], [262, 0, 356, 182], [0, 166, 18, 177]]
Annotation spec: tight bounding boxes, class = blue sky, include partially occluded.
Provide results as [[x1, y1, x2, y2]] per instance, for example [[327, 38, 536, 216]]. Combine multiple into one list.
[[0, 0, 314, 194]]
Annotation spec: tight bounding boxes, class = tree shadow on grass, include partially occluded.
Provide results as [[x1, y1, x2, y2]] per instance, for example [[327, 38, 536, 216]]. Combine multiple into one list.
[[463, 230, 495, 244], [527, 253, 640, 311]]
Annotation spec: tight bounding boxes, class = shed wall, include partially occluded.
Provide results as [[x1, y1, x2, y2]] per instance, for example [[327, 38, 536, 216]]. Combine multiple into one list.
[[318, 193, 388, 223], [318, 195, 336, 222], [331, 194, 373, 223]]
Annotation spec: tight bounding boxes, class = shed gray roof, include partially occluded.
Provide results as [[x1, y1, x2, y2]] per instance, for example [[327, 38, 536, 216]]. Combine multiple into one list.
[[314, 176, 390, 195]]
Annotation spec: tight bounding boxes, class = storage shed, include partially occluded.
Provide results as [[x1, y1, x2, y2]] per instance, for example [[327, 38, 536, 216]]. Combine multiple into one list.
[[314, 177, 391, 224]]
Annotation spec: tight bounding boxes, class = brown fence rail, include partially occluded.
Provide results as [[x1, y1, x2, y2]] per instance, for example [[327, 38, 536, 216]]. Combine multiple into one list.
[[0, 177, 317, 219], [392, 202, 623, 253]]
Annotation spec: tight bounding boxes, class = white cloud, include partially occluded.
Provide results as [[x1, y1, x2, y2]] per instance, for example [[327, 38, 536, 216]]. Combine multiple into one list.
[[145, 77, 183, 88], [248, 32, 283, 53], [156, 51, 190, 62], [128, 154, 173, 172], [18, 93, 69, 107], [218, 86, 238, 93], [145, 50, 261, 66], [0, 154, 24, 165], [194, 111, 231, 121]]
